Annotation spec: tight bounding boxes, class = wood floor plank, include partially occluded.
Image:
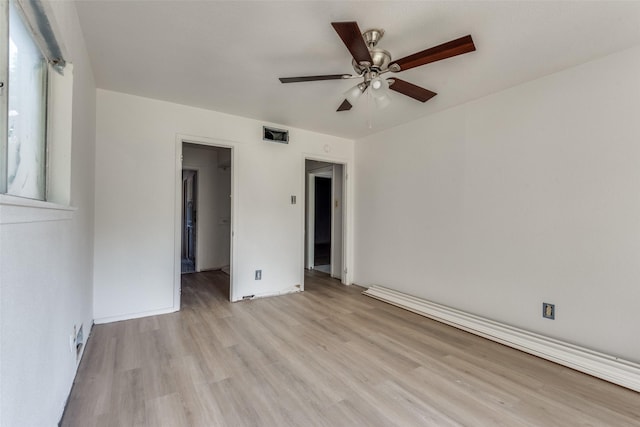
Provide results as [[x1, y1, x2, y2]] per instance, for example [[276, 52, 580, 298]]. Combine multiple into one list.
[[145, 393, 190, 427], [393, 366, 531, 427], [320, 396, 400, 427], [61, 270, 640, 426], [109, 368, 145, 426]]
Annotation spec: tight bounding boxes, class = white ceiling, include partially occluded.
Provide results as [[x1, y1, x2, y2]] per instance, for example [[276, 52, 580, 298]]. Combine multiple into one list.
[[74, 1, 640, 140]]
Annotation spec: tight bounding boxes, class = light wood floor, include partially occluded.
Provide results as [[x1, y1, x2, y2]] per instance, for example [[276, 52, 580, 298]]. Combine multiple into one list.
[[61, 270, 640, 426]]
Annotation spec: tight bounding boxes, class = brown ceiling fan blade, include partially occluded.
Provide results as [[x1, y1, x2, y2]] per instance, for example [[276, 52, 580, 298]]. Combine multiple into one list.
[[279, 74, 350, 83], [391, 35, 475, 71], [337, 99, 352, 111], [331, 21, 373, 65], [388, 78, 437, 102]]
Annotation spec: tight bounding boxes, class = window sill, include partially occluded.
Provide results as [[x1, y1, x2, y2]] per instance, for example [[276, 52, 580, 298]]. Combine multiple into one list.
[[0, 194, 76, 224]]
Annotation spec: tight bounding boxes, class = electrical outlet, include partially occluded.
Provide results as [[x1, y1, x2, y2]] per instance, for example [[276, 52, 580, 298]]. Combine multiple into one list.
[[255, 270, 262, 280], [542, 303, 555, 319]]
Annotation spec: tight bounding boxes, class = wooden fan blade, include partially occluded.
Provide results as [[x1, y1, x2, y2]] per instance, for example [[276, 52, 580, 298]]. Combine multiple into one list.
[[331, 21, 373, 65], [337, 99, 352, 111], [391, 35, 475, 71], [388, 78, 437, 102], [279, 74, 350, 83]]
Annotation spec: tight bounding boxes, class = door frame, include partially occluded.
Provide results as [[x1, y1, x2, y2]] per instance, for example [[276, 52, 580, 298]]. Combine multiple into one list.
[[174, 135, 238, 306], [330, 163, 344, 280], [301, 154, 352, 288]]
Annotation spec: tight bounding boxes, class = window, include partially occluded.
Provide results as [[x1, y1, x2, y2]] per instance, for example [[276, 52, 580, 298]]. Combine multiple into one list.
[[5, 0, 48, 199], [1, 0, 67, 202]]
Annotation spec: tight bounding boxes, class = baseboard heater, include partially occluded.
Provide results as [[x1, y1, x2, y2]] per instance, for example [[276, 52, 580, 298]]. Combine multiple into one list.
[[363, 285, 640, 392]]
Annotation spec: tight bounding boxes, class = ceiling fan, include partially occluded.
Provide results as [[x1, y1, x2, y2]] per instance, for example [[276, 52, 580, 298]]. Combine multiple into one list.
[[279, 21, 476, 111]]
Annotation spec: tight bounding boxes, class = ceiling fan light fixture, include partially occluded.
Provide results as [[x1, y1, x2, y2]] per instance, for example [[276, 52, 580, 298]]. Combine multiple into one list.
[[344, 82, 367, 105], [370, 76, 388, 92], [369, 77, 391, 109], [374, 92, 392, 109], [370, 77, 390, 101]]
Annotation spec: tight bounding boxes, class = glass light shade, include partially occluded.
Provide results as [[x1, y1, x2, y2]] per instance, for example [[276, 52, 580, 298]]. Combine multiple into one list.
[[370, 77, 389, 93], [344, 83, 366, 105], [370, 77, 391, 109], [374, 92, 392, 109]]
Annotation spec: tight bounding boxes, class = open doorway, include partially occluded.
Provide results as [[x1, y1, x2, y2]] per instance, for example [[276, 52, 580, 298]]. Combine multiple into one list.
[[180, 142, 232, 297], [314, 176, 332, 273], [305, 159, 344, 282]]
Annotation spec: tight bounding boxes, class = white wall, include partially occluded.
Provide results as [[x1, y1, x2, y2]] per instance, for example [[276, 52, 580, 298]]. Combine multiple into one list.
[[215, 148, 232, 270], [183, 144, 231, 271], [0, 2, 96, 425], [354, 45, 640, 363], [93, 90, 354, 320]]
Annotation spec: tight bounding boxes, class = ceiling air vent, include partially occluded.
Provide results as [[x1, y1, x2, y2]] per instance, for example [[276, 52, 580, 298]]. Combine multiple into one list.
[[263, 126, 289, 144]]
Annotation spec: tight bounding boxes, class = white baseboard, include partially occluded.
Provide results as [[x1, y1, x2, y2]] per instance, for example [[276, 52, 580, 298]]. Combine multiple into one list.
[[94, 306, 178, 324], [233, 287, 302, 302], [363, 285, 640, 392]]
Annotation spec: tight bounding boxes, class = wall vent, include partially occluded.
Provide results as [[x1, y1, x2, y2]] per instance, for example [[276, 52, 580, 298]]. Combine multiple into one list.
[[263, 126, 289, 144]]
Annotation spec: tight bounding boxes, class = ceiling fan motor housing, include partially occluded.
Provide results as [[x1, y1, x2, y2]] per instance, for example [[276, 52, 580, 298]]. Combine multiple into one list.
[[352, 28, 392, 74], [351, 48, 391, 74]]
